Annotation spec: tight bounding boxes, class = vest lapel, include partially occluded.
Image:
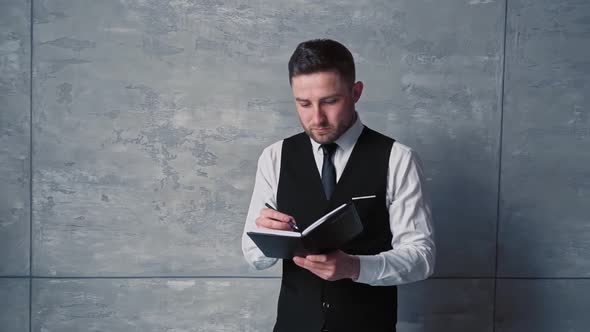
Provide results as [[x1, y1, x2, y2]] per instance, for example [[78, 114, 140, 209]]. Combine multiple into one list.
[[330, 126, 368, 202]]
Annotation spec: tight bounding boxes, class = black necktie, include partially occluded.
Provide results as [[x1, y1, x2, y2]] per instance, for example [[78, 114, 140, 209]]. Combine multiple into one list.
[[321, 143, 338, 200]]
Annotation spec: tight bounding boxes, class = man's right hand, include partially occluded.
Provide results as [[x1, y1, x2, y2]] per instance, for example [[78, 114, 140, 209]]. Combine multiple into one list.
[[255, 208, 296, 231]]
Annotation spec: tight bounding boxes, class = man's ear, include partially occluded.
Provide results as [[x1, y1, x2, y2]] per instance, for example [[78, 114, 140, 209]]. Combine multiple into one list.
[[352, 81, 364, 103]]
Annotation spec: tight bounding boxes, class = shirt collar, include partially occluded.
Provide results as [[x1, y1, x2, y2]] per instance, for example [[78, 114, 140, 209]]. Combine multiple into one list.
[[309, 112, 364, 153]]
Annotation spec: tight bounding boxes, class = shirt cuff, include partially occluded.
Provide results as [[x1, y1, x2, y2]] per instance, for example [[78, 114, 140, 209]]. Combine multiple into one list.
[[354, 255, 383, 284], [251, 256, 278, 270], [244, 246, 278, 270]]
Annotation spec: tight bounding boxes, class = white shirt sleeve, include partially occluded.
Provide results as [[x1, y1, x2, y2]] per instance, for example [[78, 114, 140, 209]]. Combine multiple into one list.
[[241, 141, 282, 270], [355, 144, 436, 286]]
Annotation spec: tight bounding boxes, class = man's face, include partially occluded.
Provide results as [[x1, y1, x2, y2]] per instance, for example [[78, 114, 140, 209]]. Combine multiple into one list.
[[291, 71, 363, 144]]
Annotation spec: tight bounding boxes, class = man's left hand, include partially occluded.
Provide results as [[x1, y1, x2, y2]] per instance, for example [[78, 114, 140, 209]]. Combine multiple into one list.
[[293, 251, 360, 281]]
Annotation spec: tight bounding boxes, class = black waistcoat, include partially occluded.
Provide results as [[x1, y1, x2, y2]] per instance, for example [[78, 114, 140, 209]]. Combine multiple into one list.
[[274, 126, 397, 332]]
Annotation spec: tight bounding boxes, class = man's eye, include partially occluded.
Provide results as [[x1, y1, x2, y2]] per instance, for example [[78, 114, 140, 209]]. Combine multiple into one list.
[[323, 99, 338, 104], [299, 103, 311, 108]]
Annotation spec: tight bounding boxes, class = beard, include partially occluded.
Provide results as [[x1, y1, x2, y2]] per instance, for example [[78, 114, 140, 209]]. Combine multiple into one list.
[[305, 128, 340, 144], [305, 125, 342, 144], [300, 110, 357, 144]]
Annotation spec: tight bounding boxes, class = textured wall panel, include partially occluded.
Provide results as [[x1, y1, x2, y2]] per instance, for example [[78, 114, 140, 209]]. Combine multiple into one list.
[[0, 0, 30, 275], [499, 0, 590, 277], [31, 0, 503, 277], [397, 279, 494, 332], [356, 0, 504, 277], [0, 279, 29, 332], [31, 0, 299, 276], [33, 278, 279, 331], [496, 279, 590, 331]]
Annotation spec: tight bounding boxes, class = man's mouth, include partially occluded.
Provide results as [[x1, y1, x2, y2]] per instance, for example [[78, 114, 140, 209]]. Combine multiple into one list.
[[313, 127, 331, 132]]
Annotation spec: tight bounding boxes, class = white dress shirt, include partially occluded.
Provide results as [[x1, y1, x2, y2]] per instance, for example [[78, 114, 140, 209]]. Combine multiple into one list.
[[242, 115, 435, 286]]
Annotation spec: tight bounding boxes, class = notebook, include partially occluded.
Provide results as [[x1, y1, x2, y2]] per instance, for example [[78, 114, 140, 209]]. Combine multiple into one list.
[[247, 197, 372, 259]]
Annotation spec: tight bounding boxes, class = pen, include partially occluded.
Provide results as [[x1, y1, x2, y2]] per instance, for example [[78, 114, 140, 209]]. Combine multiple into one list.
[[351, 195, 377, 201], [265, 203, 300, 232]]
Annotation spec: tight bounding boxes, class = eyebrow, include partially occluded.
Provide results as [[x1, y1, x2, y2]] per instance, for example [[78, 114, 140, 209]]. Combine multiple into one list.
[[295, 94, 342, 102]]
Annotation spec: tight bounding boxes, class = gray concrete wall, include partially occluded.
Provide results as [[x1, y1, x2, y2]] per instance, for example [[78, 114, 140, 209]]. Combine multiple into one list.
[[0, 0, 588, 331]]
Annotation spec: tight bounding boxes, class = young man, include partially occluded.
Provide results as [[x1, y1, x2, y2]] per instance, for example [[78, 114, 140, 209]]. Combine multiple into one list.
[[242, 39, 435, 332]]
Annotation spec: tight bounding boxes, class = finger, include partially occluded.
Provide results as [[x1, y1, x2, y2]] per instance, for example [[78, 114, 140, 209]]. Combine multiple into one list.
[[293, 256, 312, 269], [260, 208, 293, 223], [294, 257, 322, 274], [305, 265, 334, 281], [295, 259, 336, 281], [257, 218, 292, 230], [306, 254, 328, 263], [300, 257, 331, 272], [260, 208, 294, 223], [293, 256, 305, 266], [256, 216, 293, 231]]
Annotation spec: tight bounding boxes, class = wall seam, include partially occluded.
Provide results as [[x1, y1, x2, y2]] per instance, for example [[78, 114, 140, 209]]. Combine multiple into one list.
[[3, 275, 589, 280], [28, 0, 34, 331], [493, 0, 509, 331]]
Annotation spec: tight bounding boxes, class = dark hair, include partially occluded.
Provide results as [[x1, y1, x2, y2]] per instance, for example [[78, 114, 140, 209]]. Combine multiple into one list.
[[288, 39, 356, 86]]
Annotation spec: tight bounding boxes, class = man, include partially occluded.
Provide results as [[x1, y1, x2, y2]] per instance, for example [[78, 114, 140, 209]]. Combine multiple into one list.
[[242, 39, 435, 332]]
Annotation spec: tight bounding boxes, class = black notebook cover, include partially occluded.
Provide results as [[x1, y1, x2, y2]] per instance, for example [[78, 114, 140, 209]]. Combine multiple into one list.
[[247, 201, 364, 259]]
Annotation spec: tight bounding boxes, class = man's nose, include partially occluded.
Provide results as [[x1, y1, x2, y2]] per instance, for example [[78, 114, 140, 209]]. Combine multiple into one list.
[[311, 104, 326, 123]]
